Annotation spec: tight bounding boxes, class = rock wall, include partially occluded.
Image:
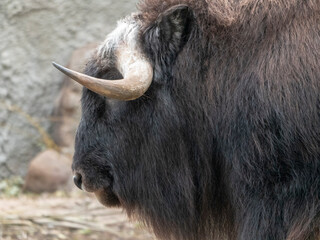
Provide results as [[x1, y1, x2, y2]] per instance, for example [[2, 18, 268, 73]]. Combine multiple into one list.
[[0, 0, 137, 179]]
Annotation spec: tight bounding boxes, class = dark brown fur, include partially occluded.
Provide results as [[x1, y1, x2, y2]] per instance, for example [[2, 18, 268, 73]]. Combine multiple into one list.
[[138, 1, 320, 239], [73, 1, 320, 239]]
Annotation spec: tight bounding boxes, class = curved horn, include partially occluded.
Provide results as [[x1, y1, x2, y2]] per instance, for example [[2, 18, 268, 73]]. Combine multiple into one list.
[[52, 49, 153, 101]]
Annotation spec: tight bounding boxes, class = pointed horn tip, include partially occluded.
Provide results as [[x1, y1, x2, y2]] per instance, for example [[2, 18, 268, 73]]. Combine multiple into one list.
[[52, 62, 64, 71], [52, 62, 74, 77]]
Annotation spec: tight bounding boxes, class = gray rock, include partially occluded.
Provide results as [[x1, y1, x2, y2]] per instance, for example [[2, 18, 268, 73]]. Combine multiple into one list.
[[0, 0, 137, 179]]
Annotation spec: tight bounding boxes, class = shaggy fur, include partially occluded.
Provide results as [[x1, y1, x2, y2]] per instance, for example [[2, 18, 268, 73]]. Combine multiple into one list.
[[72, 0, 320, 239]]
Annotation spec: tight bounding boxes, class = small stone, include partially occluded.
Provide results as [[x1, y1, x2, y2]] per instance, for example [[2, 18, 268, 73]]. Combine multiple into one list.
[[24, 149, 72, 193]]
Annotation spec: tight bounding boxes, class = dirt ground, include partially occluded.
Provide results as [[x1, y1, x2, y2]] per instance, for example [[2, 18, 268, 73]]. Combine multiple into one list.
[[0, 191, 154, 240]]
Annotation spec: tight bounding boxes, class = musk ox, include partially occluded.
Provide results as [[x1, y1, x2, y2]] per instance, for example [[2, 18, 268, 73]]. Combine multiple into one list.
[[53, 0, 320, 239]]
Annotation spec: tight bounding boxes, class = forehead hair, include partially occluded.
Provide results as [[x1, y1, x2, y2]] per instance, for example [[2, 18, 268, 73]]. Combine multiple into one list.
[[97, 14, 143, 60]]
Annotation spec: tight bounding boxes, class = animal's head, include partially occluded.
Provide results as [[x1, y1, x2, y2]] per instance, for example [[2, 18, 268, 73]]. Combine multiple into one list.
[[53, 1, 320, 239], [53, 4, 218, 239]]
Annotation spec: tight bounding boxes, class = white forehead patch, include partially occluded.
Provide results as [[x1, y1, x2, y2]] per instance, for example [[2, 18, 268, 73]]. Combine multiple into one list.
[[98, 14, 141, 59]]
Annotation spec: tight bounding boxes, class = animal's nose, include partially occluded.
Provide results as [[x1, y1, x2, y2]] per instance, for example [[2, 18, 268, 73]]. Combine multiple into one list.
[[73, 172, 83, 190]]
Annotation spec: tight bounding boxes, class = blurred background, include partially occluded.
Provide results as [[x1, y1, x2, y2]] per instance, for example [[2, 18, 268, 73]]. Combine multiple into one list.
[[0, 0, 154, 239]]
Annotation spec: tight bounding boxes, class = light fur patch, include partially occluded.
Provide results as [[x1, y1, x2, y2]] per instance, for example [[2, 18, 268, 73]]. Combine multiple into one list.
[[97, 14, 141, 60], [97, 13, 153, 97]]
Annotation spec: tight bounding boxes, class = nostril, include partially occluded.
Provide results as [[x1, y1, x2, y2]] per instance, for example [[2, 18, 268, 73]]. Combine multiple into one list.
[[73, 172, 83, 190]]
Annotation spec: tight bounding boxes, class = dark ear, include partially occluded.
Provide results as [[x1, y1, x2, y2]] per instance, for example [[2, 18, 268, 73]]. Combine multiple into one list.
[[142, 4, 193, 80], [142, 5, 193, 57], [156, 5, 192, 47]]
